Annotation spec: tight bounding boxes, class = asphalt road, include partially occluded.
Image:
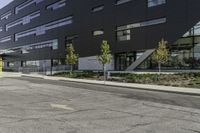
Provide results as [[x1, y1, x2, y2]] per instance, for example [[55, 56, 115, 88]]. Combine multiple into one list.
[[0, 77, 199, 133]]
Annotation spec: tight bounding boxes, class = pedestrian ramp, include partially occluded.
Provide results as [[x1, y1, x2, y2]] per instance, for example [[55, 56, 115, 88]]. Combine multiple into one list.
[[126, 49, 155, 71]]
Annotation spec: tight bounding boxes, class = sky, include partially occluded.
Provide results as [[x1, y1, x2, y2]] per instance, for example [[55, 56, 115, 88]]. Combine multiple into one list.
[[0, 0, 13, 9]]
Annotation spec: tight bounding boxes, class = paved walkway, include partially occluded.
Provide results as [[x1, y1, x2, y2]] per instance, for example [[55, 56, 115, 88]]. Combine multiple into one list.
[[1, 72, 200, 95]]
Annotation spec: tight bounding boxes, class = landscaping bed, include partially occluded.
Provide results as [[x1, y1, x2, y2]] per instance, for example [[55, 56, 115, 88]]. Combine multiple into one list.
[[110, 73, 200, 88], [53, 71, 103, 80], [53, 71, 200, 88]]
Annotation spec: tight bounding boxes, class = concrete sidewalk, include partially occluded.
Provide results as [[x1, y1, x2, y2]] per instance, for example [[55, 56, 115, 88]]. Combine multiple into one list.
[[1, 72, 200, 95]]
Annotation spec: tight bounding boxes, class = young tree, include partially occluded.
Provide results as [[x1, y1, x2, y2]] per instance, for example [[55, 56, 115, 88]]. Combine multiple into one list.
[[66, 44, 79, 75], [153, 38, 169, 73], [97, 40, 113, 82]]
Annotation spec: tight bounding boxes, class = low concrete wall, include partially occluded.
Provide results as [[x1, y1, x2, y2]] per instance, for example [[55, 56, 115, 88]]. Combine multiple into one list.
[[78, 56, 114, 71]]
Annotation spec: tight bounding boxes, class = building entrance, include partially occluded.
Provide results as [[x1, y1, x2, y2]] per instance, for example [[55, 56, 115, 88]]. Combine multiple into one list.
[[115, 52, 135, 71]]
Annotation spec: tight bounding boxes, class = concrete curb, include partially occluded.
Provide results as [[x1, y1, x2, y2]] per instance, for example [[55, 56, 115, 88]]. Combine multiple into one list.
[[2, 72, 200, 96]]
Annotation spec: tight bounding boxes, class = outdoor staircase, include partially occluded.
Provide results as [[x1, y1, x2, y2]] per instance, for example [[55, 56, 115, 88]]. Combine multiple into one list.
[[126, 49, 155, 71]]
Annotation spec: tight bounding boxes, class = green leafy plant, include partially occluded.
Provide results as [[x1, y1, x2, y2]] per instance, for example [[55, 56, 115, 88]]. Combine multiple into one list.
[[66, 43, 79, 75], [97, 40, 113, 82], [152, 38, 169, 73]]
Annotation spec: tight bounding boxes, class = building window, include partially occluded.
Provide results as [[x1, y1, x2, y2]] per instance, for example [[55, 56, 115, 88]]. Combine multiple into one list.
[[116, 17, 166, 41], [52, 59, 62, 66], [183, 21, 200, 37], [115, 52, 135, 70], [147, 0, 166, 7], [116, 0, 132, 5], [117, 29, 131, 41], [1, 11, 11, 20], [0, 49, 14, 54], [0, 36, 12, 43], [140, 18, 166, 27], [117, 17, 166, 31], [65, 35, 78, 47], [25, 61, 40, 67], [6, 10, 40, 31], [93, 30, 104, 36], [15, 0, 44, 14], [15, 16, 73, 41], [52, 40, 59, 50], [7, 62, 14, 68], [1, 39, 58, 55], [47, 0, 66, 11], [91, 5, 104, 13]]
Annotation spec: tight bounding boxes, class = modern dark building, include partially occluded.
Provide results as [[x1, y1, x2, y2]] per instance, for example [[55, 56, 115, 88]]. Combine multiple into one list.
[[0, 0, 200, 72]]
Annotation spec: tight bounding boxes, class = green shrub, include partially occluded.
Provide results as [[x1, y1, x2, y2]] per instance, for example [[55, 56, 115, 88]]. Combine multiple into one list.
[[3, 69, 14, 72], [54, 72, 200, 88], [53, 71, 102, 79]]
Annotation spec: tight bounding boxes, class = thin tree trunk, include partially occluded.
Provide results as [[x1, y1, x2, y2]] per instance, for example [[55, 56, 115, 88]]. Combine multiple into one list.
[[103, 64, 106, 84], [50, 60, 53, 76], [158, 62, 161, 74], [70, 64, 73, 76]]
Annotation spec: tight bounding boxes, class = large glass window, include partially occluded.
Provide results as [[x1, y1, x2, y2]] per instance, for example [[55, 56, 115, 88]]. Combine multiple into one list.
[[15, 16, 73, 41], [91, 5, 104, 13], [116, 17, 166, 42], [1, 11, 11, 20], [183, 22, 200, 37], [6, 11, 40, 31], [21, 39, 59, 54], [0, 39, 58, 55], [168, 22, 200, 69], [0, 36, 11, 43], [47, 0, 66, 11], [117, 29, 131, 41], [7, 62, 14, 68], [116, 0, 132, 5], [148, 0, 166, 7], [25, 61, 40, 67], [137, 21, 200, 70], [117, 18, 166, 31], [115, 52, 135, 70], [15, 0, 44, 14]]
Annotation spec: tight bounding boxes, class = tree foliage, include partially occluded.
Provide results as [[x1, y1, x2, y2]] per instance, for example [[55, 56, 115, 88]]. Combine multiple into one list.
[[66, 43, 79, 67], [152, 38, 169, 72], [153, 39, 169, 63], [97, 40, 112, 82], [97, 40, 112, 65]]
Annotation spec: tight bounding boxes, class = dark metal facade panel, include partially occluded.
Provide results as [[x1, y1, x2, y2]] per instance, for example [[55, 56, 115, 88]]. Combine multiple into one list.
[[0, 0, 200, 61]]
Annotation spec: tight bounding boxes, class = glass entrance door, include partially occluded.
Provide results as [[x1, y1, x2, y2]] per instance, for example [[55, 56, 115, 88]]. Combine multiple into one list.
[[115, 52, 135, 71]]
